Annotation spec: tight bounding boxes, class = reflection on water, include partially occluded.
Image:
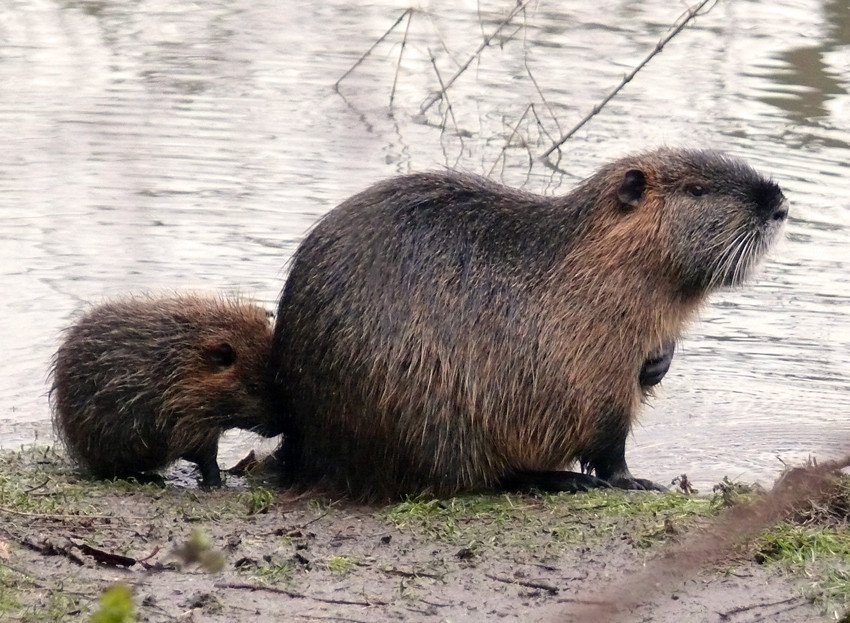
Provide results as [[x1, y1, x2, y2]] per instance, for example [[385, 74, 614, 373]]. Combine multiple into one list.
[[0, 0, 848, 487], [754, 0, 849, 126]]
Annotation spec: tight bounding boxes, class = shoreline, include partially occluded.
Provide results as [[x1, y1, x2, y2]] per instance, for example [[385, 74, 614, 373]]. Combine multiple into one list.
[[0, 446, 846, 622]]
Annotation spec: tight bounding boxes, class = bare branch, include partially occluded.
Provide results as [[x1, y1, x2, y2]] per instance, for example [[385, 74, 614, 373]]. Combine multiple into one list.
[[540, 0, 717, 161], [428, 48, 465, 168], [389, 9, 415, 107], [419, 0, 535, 115], [487, 103, 533, 177], [335, 9, 414, 92]]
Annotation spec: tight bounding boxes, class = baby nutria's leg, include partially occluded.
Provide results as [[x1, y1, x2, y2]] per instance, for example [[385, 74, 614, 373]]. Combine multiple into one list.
[[184, 437, 223, 488], [638, 339, 675, 388]]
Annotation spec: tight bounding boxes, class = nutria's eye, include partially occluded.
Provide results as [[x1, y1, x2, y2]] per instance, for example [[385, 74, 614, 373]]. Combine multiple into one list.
[[686, 183, 708, 197], [207, 343, 237, 369]]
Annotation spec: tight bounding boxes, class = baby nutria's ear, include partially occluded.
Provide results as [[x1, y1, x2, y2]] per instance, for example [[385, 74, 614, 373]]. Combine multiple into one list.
[[206, 343, 237, 369], [617, 169, 647, 210]]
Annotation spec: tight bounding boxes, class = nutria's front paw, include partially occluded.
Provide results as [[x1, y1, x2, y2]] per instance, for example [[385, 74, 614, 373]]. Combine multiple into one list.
[[607, 476, 667, 492], [502, 470, 614, 493], [198, 467, 223, 489], [639, 339, 676, 388]]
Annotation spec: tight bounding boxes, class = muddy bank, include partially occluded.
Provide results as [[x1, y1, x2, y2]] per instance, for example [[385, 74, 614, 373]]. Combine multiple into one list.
[[0, 447, 845, 622]]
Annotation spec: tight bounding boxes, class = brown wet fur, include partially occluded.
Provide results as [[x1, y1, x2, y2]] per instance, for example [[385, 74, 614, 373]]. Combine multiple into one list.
[[50, 294, 278, 486], [271, 147, 788, 500]]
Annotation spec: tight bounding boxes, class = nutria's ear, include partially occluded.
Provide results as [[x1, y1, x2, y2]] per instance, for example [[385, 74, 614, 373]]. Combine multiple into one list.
[[617, 169, 647, 210], [206, 343, 237, 369]]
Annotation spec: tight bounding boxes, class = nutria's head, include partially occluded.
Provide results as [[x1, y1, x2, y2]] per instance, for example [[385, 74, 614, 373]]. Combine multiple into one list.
[[594, 148, 787, 297], [164, 298, 280, 437]]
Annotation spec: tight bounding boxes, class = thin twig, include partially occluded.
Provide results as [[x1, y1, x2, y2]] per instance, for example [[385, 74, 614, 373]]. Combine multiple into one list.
[[214, 582, 388, 607], [24, 479, 49, 494], [419, 0, 534, 115], [380, 566, 444, 580], [389, 9, 414, 106], [487, 103, 534, 177], [335, 9, 413, 92], [293, 615, 372, 623], [540, 0, 716, 160], [717, 596, 798, 620], [0, 505, 138, 521], [422, 9, 463, 69], [428, 48, 464, 167], [524, 58, 560, 139], [484, 572, 560, 595]]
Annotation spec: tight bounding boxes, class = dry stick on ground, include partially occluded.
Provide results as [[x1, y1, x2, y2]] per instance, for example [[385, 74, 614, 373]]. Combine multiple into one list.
[[485, 572, 561, 596], [0, 505, 145, 521], [555, 453, 850, 623], [419, 0, 535, 115], [539, 0, 717, 164], [293, 616, 373, 623], [214, 581, 389, 607], [334, 8, 413, 93], [717, 596, 799, 620]]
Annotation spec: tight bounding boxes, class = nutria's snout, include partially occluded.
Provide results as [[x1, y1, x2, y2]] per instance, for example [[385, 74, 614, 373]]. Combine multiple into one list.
[[753, 179, 788, 224]]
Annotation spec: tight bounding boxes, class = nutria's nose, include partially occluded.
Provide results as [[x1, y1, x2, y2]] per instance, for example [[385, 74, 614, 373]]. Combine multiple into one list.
[[771, 201, 789, 223], [753, 180, 788, 223]]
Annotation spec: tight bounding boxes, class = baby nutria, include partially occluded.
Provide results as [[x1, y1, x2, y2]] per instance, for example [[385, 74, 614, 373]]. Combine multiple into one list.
[[271, 147, 787, 499], [51, 294, 278, 487]]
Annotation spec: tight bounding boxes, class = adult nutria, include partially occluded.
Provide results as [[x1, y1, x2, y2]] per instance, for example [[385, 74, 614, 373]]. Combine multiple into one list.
[[50, 294, 278, 487], [271, 148, 788, 499]]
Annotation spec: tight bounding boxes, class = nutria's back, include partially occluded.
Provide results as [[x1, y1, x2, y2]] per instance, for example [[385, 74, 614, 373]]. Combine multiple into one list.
[[271, 148, 787, 499], [51, 294, 277, 481]]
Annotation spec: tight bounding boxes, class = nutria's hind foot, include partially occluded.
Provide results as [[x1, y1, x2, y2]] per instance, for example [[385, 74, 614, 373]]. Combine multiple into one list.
[[501, 470, 613, 493], [186, 451, 223, 488], [198, 470, 223, 489]]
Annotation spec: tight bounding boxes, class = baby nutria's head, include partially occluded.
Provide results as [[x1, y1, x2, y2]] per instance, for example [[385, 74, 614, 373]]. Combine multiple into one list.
[[163, 296, 279, 437], [577, 148, 788, 298]]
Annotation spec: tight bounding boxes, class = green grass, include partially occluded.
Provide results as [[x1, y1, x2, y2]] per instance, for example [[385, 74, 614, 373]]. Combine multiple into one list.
[[384, 488, 720, 550], [239, 486, 274, 515], [0, 446, 168, 519], [252, 560, 296, 584], [755, 521, 850, 612], [3, 445, 849, 617], [325, 555, 359, 576], [89, 584, 133, 623], [747, 473, 850, 614], [0, 566, 24, 616]]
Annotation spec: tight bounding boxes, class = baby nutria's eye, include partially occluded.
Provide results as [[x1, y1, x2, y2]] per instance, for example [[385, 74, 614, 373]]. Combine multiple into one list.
[[685, 183, 708, 197], [206, 343, 237, 369]]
